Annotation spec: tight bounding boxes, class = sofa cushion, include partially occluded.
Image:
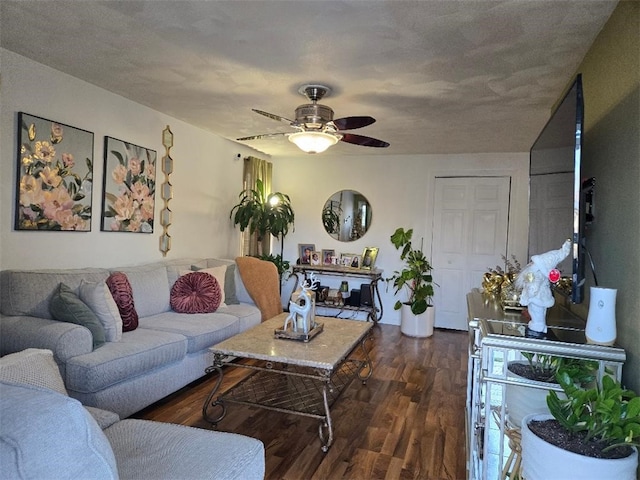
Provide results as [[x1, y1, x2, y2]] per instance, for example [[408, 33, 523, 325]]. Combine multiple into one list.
[[64, 328, 187, 393], [0, 348, 67, 395], [116, 263, 171, 317], [0, 268, 109, 318], [106, 272, 139, 332], [85, 405, 121, 430], [105, 419, 265, 480], [138, 311, 240, 354], [79, 280, 123, 342], [170, 271, 222, 314], [50, 283, 106, 349], [215, 304, 262, 333], [0, 381, 118, 479]]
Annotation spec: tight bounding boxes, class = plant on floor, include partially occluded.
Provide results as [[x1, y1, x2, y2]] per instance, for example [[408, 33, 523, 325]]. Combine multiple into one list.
[[387, 227, 434, 315]]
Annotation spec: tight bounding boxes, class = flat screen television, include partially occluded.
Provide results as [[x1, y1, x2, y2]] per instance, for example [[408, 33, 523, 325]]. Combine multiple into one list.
[[529, 74, 588, 304]]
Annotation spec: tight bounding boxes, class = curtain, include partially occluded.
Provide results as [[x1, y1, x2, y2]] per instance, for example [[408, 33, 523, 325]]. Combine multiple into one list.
[[240, 156, 273, 256]]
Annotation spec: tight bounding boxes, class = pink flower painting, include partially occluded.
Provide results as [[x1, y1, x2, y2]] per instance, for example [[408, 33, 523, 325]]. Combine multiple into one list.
[[101, 137, 156, 233], [15, 113, 94, 231]]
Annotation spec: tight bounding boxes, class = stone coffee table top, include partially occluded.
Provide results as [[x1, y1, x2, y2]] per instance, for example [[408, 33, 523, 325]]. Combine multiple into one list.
[[209, 313, 372, 370]]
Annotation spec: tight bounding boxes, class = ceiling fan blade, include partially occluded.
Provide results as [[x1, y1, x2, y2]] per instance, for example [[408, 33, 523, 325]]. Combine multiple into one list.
[[236, 132, 287, 141], [340, 133, 389, 148], [333, 116, 376, 131], [252, 109, 296, 125]]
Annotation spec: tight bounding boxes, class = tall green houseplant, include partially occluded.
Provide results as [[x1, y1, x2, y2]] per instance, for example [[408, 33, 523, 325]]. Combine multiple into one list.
[[229, 178, 295, 257], [387, 227, 434, 315]]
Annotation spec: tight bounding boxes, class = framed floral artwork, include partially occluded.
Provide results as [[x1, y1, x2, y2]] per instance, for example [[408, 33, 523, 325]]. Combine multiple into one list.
[[15, 112, 94, 231], [101, 136, 157, 233]]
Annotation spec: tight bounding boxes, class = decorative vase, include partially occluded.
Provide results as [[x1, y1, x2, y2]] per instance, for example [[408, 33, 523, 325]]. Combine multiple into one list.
[[400, 304, 434, 338], [505, 361, 561, 428], [521, 413, 638, 480], [585, 287, 617, 346]]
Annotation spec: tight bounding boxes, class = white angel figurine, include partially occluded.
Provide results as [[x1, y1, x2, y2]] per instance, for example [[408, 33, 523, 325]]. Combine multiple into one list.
[[515, 239, 571, 334]]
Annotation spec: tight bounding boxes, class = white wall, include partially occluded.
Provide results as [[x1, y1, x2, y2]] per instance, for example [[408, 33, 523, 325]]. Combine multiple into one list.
[[1, 49, 530, 327], [0, 49, 259, 269], [273, 152, 530, 325]]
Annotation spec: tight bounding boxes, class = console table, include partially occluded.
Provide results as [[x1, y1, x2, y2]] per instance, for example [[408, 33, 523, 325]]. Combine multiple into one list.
[[290, 264, 383, 322], [466, 289, 626, 480]]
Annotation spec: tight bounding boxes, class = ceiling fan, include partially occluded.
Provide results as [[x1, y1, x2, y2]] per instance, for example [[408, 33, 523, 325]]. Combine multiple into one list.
[[236, 84, 390, 154]]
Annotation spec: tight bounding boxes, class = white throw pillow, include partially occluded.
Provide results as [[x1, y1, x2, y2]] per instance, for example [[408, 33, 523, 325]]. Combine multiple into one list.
[[182, 265, 227, 306], [79, 280, 123, 341], [0, 348, 67, 396]]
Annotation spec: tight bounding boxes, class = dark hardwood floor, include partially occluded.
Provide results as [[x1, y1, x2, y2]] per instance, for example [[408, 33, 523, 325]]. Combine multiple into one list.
[[133, 323, 469, 480]]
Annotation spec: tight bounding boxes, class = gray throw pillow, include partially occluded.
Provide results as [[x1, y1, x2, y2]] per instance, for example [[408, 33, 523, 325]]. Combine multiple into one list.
[[224, 263, 240, 305], [50, 283, 106, 349]]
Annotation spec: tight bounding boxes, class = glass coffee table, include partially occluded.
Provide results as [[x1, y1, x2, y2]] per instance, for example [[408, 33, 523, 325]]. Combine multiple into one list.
[[202, 313, 373, 452]]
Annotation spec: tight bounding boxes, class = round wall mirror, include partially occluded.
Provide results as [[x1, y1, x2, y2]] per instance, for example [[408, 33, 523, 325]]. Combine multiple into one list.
[[322, 190, 372, 242]]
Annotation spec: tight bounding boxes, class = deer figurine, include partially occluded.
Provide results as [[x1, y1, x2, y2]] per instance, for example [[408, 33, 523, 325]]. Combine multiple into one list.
[[284, 274, 319, 334]]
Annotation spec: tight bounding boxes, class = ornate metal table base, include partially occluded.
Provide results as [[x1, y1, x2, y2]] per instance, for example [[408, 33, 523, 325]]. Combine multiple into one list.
[[203, 338, 372, 452]]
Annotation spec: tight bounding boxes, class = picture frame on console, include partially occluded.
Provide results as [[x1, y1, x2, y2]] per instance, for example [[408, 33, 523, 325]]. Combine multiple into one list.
[[322, 249, 335, 265], [101, 136, 157, 233], [14, 112, 94, 232], [340, 253, 360, 268], [361, 247, 379, 269], [310, 251, 322, 265], [298, 244, 315, 264]]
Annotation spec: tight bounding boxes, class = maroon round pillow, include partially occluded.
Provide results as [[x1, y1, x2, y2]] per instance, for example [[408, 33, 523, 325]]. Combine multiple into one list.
[[170, 272, 222, 314], [106, 272, 138, 331]]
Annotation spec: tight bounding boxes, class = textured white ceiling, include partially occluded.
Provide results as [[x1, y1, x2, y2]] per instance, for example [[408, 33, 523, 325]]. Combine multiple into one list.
[[0, 0, 618, 158]]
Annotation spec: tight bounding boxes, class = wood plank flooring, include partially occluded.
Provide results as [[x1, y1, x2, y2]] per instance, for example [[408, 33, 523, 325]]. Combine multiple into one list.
[[133, 323, 469, 480]]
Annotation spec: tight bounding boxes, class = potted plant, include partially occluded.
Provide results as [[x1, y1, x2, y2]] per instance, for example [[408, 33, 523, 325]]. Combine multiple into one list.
[[229, 179, 295, 257], [387, 227, 435, 337], [505, 353, 597, 427], [520, 370, 640, 479]]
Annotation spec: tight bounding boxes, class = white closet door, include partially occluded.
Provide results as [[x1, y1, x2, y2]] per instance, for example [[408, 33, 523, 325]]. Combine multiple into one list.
[[432, 177, 511, 330]]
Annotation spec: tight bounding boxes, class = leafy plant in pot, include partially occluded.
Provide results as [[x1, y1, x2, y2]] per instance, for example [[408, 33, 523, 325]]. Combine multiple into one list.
[[230, 179, 294, 255], [387, 227, 435, 337], [230, 179, 294, 289], [505, 353, 597, 427], [521, 370, 640, 479]]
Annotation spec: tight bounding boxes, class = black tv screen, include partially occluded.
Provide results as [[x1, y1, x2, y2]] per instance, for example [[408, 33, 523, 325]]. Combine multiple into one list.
[[529, 74, 585, 304]]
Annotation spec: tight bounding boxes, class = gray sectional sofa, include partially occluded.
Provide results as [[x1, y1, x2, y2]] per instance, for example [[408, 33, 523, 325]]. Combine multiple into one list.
[[0, 257, 262, 418], [1, 348, 265, 479]]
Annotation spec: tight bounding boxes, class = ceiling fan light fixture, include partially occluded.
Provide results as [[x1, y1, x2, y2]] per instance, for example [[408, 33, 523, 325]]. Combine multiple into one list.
[[288, 131, 340, 154]]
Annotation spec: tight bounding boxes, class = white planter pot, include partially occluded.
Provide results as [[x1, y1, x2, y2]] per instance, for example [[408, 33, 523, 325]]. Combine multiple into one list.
[[400, 304, 434, 337], [505, 361, 559, 427], [521, 413, 639, 480]]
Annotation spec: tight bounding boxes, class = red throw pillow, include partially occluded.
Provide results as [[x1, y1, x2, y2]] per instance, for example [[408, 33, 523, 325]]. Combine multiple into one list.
[[106, 272, 138, 331], [170, 272, 222, 314]]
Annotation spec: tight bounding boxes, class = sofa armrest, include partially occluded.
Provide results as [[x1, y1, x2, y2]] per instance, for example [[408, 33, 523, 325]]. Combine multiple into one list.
[[0, 314, 93, 362]]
